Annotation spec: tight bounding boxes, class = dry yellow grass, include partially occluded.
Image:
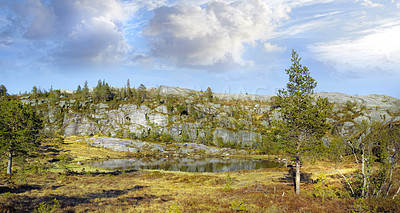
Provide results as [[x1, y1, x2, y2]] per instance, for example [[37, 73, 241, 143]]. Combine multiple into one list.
[[1, 136, 399, 212]]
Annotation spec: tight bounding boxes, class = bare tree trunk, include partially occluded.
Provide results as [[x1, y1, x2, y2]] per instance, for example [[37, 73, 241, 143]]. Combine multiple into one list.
[[361, 152, 367, 198], [384, 155, 396, 198], [384, 167, 393, 198], [7, 151, 13, 175], [393, 185, 400, 200], [295, 159, 301, 195]]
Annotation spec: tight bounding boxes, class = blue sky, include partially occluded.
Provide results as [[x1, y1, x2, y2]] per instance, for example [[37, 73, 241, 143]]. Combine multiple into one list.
[[1, 0, 400, 98]]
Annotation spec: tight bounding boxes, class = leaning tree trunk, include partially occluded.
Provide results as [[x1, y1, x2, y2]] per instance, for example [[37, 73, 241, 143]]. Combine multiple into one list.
[[7, 151, 13, 175]]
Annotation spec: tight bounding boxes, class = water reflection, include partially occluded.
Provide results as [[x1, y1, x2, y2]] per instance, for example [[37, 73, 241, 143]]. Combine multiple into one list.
[[91, 157, 281, 173]]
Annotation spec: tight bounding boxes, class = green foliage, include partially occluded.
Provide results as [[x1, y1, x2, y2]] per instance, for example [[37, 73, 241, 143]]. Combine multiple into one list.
[[35, 198, 60, 213], [274, 49, 332, 194], [31, 86, 39, 98], [216, 136, 236, 148], [0, 98, 43, 174], [205, 87, 213, 102], [48, 90, 61, 105], [59, 154, 72, 173], [312, 173, 340, 201], [93, 79, 113, 102], [229, 199, 248, 212], [224, 174, 233, 192], [260, 133, 284, 155], [327, 136, 347, 166], [351, 198, 377, 213], [0, 85, 7, 97], [82, 81, 90, 99], [340, 120, 400, 199], [126, 79, 133, 99], [274, 49, 332, 157], [2, 192, 14, 199], [168, 203, 181, 213], [137, 84, 148, 103]]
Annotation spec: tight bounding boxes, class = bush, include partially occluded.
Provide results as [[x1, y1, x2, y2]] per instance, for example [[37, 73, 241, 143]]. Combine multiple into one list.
[[35, 198, 60, 213]]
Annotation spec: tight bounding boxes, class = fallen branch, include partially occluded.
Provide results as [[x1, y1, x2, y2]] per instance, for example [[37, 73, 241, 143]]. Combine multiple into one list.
[[334, 168, 355, 197]]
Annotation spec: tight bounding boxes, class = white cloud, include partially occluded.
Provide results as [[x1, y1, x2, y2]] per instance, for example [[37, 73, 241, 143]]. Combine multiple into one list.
[[144, 0, 290, 68], [2, 0, 127, 66], [264, 42, 285, 52], [310, 22, 400, 74], [356, 0, 383, 8]]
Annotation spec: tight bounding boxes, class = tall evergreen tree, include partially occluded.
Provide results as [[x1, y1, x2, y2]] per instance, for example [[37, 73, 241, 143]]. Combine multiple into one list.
[[137, 84, 147, 103], [126, 79, 132, 99], [0, 98, 43, 174], [31, 86, 38, 98], [76, 85, 82, 93], [82, 81, 89, 99], [275, 50, 331, 194], [0, 85, 7, 97], [205, 87, 213, 102]]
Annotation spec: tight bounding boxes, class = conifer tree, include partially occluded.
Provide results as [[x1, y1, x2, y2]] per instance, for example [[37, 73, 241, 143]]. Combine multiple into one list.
[[76, 85, 82, 93], [126, 79, 132, 99], [205, 87, 213, 102], [31, 86, 38, 98], [82, 81, 89, 99], [0, 98, 43, 174], [275, 50, 331, 194], [137, 84, 147, 103], [0, 85, 7, 97]]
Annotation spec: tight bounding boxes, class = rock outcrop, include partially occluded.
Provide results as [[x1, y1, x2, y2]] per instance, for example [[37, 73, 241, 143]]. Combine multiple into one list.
[[23, 86, 400, 148]]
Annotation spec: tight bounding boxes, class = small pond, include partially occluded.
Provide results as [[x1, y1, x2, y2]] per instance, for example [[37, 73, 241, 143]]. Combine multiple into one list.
[[91, 157, 282, 173]]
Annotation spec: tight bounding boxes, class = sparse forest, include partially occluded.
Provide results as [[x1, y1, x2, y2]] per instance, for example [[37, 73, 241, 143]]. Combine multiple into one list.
[[1, 52, 400, 212]]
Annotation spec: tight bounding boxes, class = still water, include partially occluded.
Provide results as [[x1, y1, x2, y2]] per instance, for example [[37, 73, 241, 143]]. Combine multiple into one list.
[[91, 157, 281, 173]]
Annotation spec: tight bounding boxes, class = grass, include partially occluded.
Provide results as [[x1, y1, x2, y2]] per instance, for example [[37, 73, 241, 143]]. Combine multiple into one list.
[[1, 136, 400, 212]]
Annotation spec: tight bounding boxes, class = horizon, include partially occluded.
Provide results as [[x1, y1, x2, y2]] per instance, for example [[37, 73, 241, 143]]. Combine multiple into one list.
[[1, 0, 400, 98]]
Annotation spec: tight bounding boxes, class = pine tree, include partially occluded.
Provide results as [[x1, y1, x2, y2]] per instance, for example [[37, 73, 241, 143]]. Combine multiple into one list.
[[0, 85, 7, 97], [76, 85, 82, 93], [205, 87, 213, 102], [82, 81, 89, 99], [126, 79, 132, 99], [0, 98, 43, 174], [31, 86, 38, 98], [275, 49, 331, 194], [137, 84, 147, 103]]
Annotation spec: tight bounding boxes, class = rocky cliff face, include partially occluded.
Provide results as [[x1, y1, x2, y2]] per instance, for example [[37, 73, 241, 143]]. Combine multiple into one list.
[[23, 86, 400, 148]]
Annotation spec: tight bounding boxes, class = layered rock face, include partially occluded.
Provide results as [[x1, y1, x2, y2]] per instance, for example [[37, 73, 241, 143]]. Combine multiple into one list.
[[25, 86, 400, 148]]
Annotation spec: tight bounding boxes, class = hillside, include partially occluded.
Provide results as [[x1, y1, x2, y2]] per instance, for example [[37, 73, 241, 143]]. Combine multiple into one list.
[[18, 85, 400, 151]]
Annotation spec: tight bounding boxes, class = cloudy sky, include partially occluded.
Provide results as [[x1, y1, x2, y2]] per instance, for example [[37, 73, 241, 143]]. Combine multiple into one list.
[[1, 0, 400, 98]]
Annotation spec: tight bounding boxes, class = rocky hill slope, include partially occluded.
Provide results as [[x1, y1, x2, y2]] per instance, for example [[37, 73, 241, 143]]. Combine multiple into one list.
[[21, 86, 400, 149]]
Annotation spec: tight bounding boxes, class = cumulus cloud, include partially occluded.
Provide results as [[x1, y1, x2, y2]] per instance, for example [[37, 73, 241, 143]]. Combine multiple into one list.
[[144, 0, 290, 68], [1, 0, 127, 66], [310, 22, 400, 74]]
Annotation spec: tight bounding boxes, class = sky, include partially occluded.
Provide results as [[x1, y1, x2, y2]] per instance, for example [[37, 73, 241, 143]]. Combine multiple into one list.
[[0, 0, 400, 98]]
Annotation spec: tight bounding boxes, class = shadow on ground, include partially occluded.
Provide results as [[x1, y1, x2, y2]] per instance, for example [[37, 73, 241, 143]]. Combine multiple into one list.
[[0, 185, 151, 213]]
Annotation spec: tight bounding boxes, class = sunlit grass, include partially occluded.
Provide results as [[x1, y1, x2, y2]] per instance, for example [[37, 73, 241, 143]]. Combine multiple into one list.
[[1, 136, 399, 212]]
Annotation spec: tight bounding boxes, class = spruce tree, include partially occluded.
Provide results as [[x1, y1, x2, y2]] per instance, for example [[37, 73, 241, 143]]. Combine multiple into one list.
[[275, 49, 331, 194]]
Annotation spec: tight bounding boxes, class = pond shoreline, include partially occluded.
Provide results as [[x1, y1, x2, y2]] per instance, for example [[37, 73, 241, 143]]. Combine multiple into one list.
[[85, 136, 263, 159]]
